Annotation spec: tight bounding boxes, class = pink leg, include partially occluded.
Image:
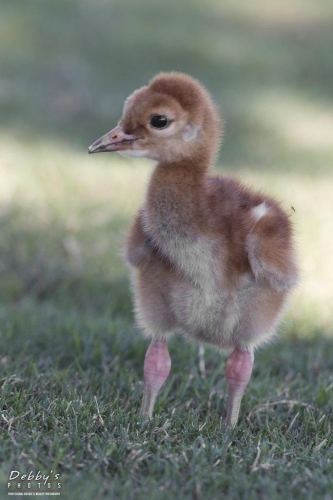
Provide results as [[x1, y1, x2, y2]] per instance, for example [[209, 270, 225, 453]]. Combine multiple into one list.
[[141, 340, 171, 418], [225, 347, 254, 428]]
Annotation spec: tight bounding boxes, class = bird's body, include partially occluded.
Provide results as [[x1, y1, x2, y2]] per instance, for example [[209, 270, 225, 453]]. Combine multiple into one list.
[[129, 173, 292, 352], [89, 72, 298, 426]]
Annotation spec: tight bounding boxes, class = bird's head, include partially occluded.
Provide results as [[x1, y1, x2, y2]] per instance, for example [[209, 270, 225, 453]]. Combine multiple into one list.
[[89, 73, 222, 166]]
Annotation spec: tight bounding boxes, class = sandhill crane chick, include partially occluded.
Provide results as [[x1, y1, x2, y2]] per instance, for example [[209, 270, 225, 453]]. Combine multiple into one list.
[[89, 73, 298, 427]]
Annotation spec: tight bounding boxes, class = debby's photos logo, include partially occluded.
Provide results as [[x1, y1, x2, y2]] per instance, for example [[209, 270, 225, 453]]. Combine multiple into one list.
[[7, 469, 61, 496]]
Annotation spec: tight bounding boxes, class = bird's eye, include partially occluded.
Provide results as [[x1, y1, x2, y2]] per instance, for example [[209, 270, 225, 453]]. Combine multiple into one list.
[[149, 115, 169, 129]]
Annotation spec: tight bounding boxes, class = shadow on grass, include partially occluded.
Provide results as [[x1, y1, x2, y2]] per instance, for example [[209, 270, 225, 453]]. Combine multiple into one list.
[[0, 203, 132, 314]]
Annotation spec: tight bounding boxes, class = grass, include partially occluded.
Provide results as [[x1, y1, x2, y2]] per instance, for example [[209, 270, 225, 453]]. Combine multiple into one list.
[[0, 1, 333, 499]]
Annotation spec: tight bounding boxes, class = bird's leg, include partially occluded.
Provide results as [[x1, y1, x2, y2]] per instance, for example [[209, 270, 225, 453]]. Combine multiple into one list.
[[225, 347, 254, 428], [141, 339, 171, 418]]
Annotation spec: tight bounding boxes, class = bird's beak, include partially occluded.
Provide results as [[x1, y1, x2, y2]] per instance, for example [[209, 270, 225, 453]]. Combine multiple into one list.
[[88, 125, 138, 154]]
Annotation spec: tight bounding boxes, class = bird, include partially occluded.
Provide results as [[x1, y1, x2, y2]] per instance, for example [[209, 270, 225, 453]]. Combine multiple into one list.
[[88, 72, 298, 427]]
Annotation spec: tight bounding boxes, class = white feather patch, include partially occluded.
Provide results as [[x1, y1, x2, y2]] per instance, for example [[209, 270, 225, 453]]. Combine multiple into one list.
[[252, 202, 268, 221], [182, 124, 201, 143]]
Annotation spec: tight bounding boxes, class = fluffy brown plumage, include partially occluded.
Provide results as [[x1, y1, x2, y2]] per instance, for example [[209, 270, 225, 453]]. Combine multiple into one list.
[[89, 72, 298, 427]]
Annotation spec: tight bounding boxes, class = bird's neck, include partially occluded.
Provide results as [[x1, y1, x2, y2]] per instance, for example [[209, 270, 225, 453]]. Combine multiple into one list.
[[144, 159, 209, 238]]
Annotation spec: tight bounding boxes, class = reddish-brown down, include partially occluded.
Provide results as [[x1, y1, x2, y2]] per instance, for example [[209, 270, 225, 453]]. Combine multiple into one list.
[[89, 72, 298, 427]]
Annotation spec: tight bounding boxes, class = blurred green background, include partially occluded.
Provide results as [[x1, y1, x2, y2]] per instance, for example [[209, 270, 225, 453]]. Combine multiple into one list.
[[1, 0, 332, 333], [0, 1, 333, 497]]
